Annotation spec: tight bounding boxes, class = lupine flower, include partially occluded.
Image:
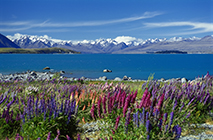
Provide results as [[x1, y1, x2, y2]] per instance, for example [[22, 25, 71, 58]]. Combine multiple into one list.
[[102, 96, 106, 114], [179, 102, 185, 113], [186, 112, 191, 118], [77, 134, 81, 140], [139, 88, 149, 108], [146, 120, 150, 133], [90, 103, 95, 120], [139, 107, 145, 125], [66, 135, 72, 140], [169, 112, 174, 128], [125, 108, 131, 133], [187, 97, 195, 106], [115, 115, 120, 130], [47, 132, 51, 140], [172, 99, 177, 110], [131, 90, 138, 103], [156, 93, 165, 110]]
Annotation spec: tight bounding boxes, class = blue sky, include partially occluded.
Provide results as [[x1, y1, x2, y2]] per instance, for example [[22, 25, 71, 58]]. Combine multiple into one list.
[[0, 0, 212, 40]]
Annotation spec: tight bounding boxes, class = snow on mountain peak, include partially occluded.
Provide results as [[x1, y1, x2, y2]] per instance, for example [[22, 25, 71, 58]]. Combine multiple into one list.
[[6, 33, 203, 48]]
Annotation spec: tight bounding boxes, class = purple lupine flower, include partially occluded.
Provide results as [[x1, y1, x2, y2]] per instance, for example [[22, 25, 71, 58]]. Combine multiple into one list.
[[165, 124, 168, 133], [163, 113, 168, 124], [146, 120, 150, 133], [77, 134, 81, 140], [172, 99, 177, 110], [125, 108, 131, 134], [203, 93, 210, 105], [179, 102, 185, 113], [97, 97, 102, 118], [186, 112, 191, 119], [115, 115, 120, 130], [67, 112, 72, 124], [0, 95, 7, 105], [177, 126, 182, 138], [6, 96, 15, 108], [158, 119, 163, 130], [146, 112, 149, 121], [37, 138, 41, 140], [187, 97, 195, 106], [139, 107, 145, 125], [135, 111, 139, 128], [169, 112, 174, 128], [47, 132, 51, 140]]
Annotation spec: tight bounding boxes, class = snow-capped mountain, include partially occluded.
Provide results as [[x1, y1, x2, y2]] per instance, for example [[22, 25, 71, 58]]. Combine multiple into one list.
[[6, 33, 213, 54]]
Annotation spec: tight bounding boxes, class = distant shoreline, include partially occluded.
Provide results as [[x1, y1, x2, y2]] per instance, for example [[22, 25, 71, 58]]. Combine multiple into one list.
[[0, 47, 80, 54]]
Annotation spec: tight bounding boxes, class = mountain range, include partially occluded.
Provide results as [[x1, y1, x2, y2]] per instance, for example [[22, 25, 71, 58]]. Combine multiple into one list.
[[5, 33, 213, 54]]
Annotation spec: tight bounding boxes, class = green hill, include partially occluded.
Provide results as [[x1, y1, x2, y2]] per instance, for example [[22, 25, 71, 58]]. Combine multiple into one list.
[[0, 47, 80, 54]]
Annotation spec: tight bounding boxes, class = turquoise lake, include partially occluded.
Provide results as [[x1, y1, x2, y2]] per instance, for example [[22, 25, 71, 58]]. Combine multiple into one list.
[[0, 54, 212, 80]]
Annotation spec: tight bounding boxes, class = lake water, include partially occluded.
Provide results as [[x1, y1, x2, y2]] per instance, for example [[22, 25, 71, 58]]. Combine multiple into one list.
[[0, 54, 212, 80]]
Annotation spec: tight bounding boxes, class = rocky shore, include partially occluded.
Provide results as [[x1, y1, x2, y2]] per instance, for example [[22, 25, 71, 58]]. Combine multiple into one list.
[[0, 71, 205, 84]]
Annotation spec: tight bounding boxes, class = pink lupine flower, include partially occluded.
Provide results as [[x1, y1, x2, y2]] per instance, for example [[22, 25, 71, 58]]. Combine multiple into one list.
[[102, 95, 107, 114], [139, 88, 149, 108], [131, 90, 138, 103], [90, 103, 95, 120], [97, 97, 102, 118], [144, 93, 151, 108], [156, 93, 165, 110], [115, 115, 121, 130]]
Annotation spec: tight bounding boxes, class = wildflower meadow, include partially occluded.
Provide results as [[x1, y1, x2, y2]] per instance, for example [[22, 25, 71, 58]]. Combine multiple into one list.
[[0, 73, 213, 140]]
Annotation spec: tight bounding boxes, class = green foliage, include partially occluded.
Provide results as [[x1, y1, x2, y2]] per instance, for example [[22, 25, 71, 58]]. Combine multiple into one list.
[[21, 113, 78, 140], [0, 118, 21, 139]]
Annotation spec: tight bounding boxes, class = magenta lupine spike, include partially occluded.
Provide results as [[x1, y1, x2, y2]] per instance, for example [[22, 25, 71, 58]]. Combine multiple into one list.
[[144, 93, 151, 108], [156, 93, 165, 110], [47, 132, 51, 140], [111, 93, 116, 108], [102, 95, 106, 114], [139, 88, 149, 108], [115, 115, 120, 130], [97, 97, 102, 118], [131, 90, 138, 103], [121, 93, 126, 108], [90, 103, 95, 120], [77, 134, 81, 140], [66, 135, 72, 140], [123, 103, 128, 117], [116, 89, 121, 102]]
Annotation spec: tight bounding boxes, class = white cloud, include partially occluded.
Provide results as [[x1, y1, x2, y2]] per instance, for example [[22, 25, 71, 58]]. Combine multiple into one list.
[[144, 21, 213, 35], [0, 11, 163, 32]]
